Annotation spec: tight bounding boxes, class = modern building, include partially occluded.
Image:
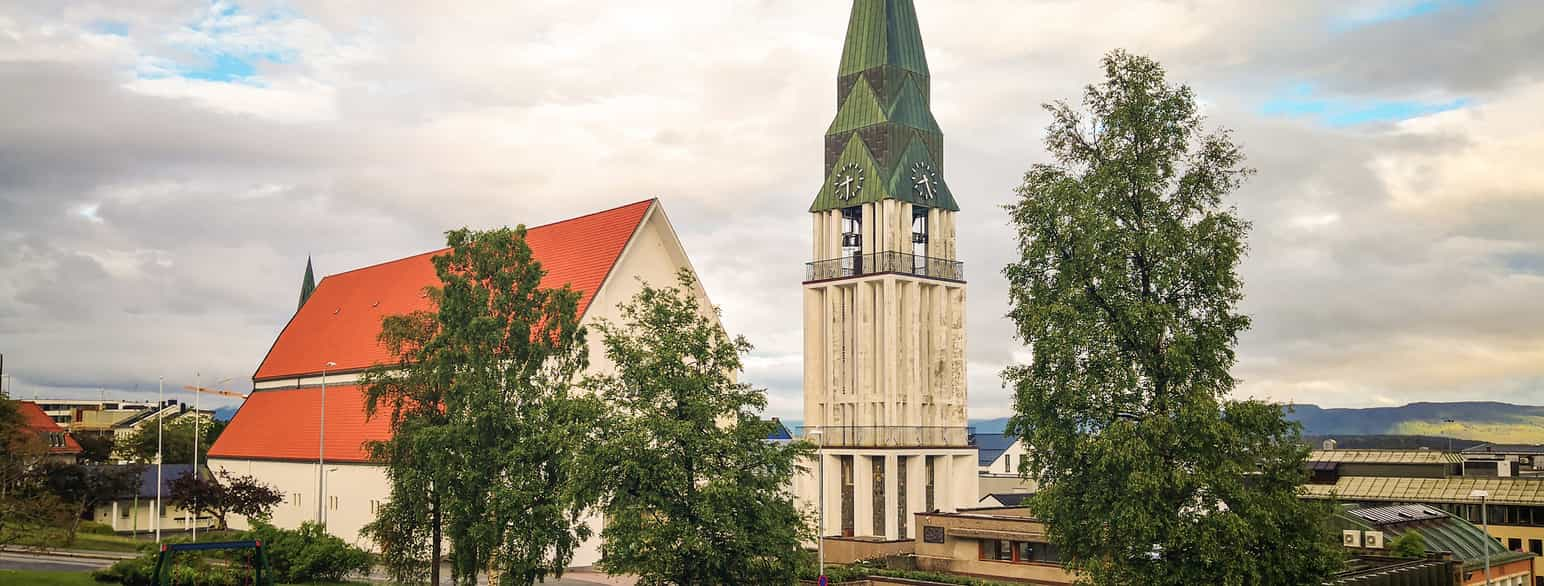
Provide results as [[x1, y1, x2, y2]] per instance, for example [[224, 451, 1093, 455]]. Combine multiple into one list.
[[14, 400, 82, 464], [972, 433, 1035, 498], [1307, 449, 1463, 481], [91, 464, 213, 535], [1462, 444, 1544, 476], [793, 0, 979, 548], [208, 199, 713, 567], [1331, 504, 1533, 586], [911, 507, 1074, 585]]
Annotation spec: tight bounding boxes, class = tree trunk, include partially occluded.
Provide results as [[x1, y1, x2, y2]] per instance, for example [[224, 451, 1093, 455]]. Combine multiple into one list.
[[65, 501, 87, 546], [431, 492, 442, 586]]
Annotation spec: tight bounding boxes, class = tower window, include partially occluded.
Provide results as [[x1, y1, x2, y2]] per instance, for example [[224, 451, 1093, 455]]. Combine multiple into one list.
[[841, 207, 864, 253], [912, 206, 930, 274]]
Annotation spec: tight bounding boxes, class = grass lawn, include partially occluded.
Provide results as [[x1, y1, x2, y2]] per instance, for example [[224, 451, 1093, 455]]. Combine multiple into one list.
[[11, 527, 249, 554], [0, 569, 99, 585]]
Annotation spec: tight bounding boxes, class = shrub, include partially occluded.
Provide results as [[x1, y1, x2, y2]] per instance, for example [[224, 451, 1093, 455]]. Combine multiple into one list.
[[93, 551, 241, 586], [78, 521, 117, 535], [246, 521, 371, 584]]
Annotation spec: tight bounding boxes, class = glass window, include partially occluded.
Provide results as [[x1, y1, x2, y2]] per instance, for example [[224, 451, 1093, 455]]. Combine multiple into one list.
[[1529, 539, 1542, 555], [1509, 538, 1523, 552], [995, 540, 1013, 561], [911, 206, 929, 259], [841, 207, 864, 256]]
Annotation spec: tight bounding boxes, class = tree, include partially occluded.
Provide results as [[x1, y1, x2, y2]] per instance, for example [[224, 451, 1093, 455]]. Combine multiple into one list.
[[74, 433, 114, 464], [361, 226, 601, 586], [113, 416, 223, 465], [1389, 531, 1427, 559], [168, 469, 283, 531], [1002, 50, 1341, 585], [40, 463, 141, 545], [0, 400, 71, 548], [587, 272, 811, 586]]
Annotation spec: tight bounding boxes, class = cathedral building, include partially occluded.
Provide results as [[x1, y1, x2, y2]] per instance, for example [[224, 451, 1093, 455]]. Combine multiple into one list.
[[208, 199, 716, 566], [795, 0, 980, 543]]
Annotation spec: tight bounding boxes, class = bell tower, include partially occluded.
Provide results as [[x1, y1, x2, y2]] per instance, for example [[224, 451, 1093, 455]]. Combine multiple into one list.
[[798, 0, 977, 543]]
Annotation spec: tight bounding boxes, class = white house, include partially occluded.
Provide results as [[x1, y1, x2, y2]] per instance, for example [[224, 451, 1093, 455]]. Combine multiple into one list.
[[208, 199, 717, 567]]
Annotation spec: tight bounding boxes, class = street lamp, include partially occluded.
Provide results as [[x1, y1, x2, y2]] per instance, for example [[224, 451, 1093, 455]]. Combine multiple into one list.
[[808, 428, 826, 583], [318, 361, 336, 527], [1471, 489, 1490, 585]]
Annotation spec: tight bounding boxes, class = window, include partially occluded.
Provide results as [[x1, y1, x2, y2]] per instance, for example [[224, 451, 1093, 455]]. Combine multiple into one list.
[[1530, 539, 1542, 555], [982, 540, 1061, 564], [120, 505, 130, 519], [1004, 454, 1011, 473], [1509, 538, 1523, 552], [330, 496, 340, 511], [291, 493, 303, 508], [841, 206, 864, 256], [369, 499, 384, 514], [911, 206, 929, 259]]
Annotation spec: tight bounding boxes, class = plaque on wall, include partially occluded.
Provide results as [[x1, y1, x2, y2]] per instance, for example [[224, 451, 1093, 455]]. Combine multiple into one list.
[[923, 526, 945, 544]]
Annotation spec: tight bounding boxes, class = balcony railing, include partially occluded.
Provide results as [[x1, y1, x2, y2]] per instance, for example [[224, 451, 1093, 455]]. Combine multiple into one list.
[[798, 426, 975, 448], [805, 252, 965, 283]]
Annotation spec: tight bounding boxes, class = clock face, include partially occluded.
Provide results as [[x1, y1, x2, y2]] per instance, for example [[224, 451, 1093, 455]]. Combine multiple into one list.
[[911, 161, 940, 201], [833, 162, 865, 201]]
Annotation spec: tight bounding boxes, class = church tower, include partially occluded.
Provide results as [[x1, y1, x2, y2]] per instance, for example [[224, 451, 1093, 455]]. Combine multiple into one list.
[[799, 0, 977, 542]]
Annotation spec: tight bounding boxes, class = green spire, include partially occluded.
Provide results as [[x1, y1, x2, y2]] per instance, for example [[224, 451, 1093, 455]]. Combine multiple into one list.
[[297, 256, 316, 312], [813, 0, 957, 212]]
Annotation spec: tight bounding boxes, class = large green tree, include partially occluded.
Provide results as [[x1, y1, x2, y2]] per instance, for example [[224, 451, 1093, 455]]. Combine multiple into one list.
[[114, 416, 223, 465], [361, 226, 602, 586], [1003, 50, 1340, 585], [0, 400, 71, 548], [587, 272, 811, 586]]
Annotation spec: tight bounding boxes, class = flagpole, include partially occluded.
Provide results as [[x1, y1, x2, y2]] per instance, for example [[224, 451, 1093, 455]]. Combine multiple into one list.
[[155, 377, 162, 543]]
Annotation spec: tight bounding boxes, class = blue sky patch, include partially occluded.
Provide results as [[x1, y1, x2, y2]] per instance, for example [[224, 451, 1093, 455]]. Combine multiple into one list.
[[1334, 0, 1484, 31], [89, 21, 130, 36], [1262, 84, 1470, 127]]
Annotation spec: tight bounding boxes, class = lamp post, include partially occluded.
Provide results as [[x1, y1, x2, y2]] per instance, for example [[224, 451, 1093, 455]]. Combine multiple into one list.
[[318, 361, 335, 527], [808, 428, 826, 583], [1472, 489, 1491, 585]]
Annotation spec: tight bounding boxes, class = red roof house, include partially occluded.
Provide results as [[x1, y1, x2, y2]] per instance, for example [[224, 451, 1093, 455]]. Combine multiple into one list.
[[210, 199, 695, 465], [15, 400, 83, 456]]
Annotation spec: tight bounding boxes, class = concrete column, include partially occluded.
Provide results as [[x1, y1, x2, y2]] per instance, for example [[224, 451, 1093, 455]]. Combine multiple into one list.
[[935, 454, 954, 513], [884, 454, 900, 540], [821, 453, 843, 537], [953, 454, 978, 510], [906, 455, 927, 531], [854, 455, 874, 537]]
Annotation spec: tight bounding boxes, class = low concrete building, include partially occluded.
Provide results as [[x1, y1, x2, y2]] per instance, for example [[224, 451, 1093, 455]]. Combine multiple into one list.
[[1331, 504, 1533, 586], [91, 464, 213, 535], [911, 507, 1075, 585]]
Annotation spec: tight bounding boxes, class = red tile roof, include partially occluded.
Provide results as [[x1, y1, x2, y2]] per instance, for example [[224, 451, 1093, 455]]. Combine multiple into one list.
[[15, 401, 83, 454], [253, 199, 654, 381], [207, 386, 387, 463], [214, 200, 654, 463]]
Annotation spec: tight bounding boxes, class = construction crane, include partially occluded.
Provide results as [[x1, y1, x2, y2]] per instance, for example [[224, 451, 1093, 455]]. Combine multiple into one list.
[[182, 385, 248, 400]]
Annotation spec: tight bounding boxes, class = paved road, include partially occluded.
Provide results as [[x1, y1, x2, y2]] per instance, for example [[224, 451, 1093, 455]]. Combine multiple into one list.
[[0, 549, 634, 585], [0, 550, 115, 573]]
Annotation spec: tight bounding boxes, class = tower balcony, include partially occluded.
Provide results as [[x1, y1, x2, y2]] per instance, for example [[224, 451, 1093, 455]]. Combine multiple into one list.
[[805, 252, 965, 284], [799, 425, 975, 449]]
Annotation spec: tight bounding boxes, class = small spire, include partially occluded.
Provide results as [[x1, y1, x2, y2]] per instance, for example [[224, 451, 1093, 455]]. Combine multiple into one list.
[[298, 256, 316, 311]]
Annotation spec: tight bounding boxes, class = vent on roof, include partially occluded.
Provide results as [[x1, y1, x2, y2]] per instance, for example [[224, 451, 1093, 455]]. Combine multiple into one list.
[[372, 301, 380, 308], [333, 308, 340, 315]]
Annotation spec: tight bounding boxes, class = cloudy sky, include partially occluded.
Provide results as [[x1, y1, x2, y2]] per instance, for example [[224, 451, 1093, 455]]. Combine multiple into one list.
[[1, 0, 1541, 418]]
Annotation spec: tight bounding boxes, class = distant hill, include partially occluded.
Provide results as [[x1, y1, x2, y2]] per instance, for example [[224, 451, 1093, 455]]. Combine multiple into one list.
[[966, 402, 1544, 444], [213, 406, 240, 422]]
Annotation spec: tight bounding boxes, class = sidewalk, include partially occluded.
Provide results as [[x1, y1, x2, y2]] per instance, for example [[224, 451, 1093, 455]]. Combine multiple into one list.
[[0, 546, 137, 561]]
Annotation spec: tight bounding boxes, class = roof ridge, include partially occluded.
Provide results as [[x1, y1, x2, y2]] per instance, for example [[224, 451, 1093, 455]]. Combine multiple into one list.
[[322, 199, 658, 281]]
